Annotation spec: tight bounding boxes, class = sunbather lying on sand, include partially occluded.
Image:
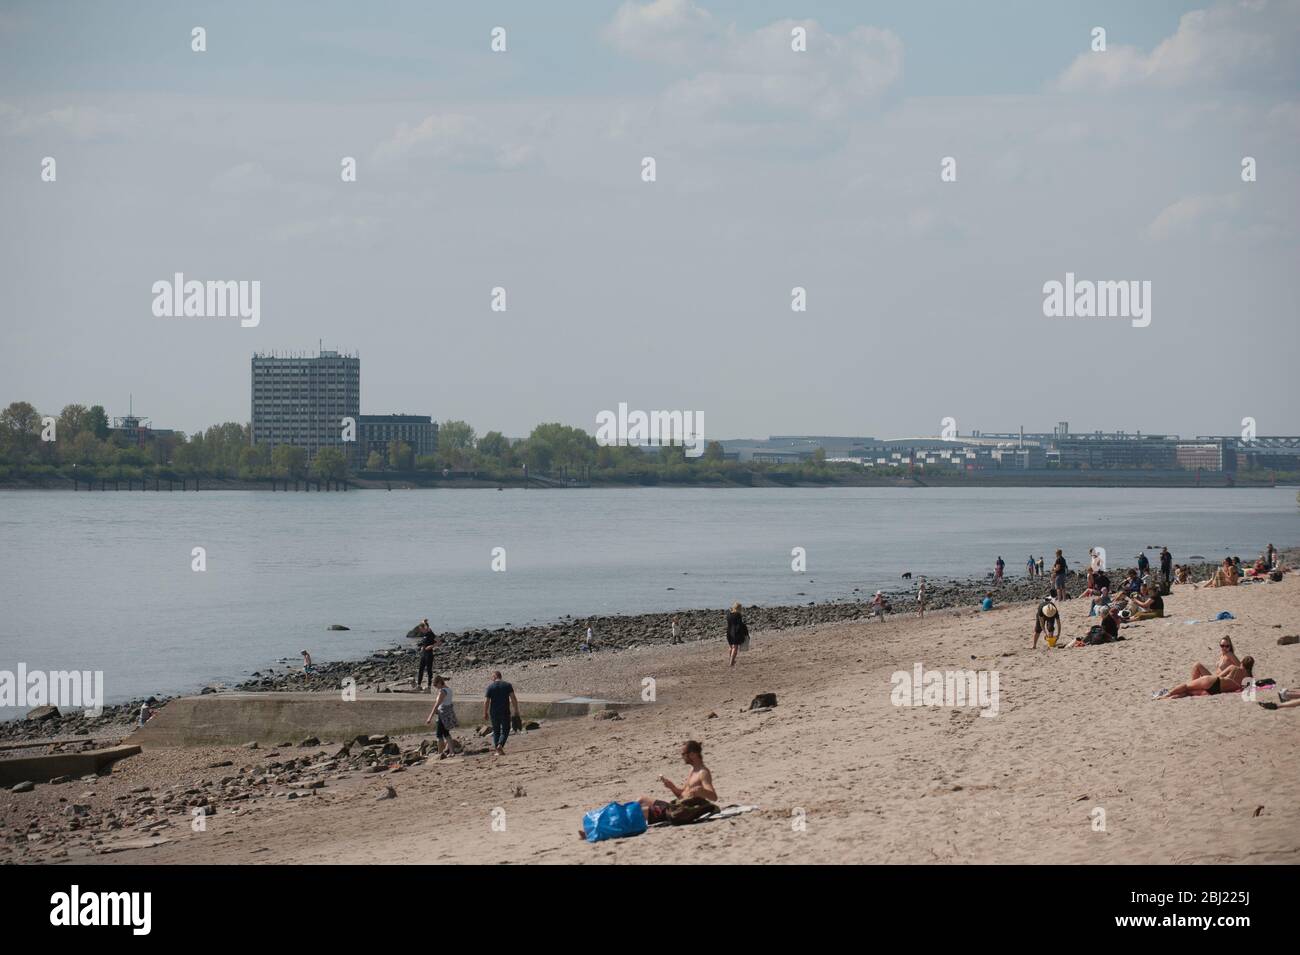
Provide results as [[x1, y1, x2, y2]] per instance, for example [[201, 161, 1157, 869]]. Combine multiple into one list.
[[1160, 655, 1254, 699]]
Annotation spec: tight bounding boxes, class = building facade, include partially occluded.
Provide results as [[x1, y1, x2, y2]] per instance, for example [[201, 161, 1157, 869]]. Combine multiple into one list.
[[250, 350, 360, 463], [358, 414, 438, 465]]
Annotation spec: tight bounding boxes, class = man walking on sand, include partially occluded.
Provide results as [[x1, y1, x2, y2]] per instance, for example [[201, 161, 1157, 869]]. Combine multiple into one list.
[[670, 616, 682, 645], [483, 671, 520, 756]]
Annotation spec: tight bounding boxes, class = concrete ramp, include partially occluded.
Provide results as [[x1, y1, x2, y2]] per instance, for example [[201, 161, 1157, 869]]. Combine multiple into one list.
[[0, 744, 142, 787], [128, 691, 631, 747]]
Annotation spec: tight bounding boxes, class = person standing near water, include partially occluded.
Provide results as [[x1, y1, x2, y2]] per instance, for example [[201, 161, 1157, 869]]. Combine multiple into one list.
[[670, 616, 682, 645], [995, 556, 1004, 583], [1052, 550, 1068, 601], [725, 603, 747, 668], [1027, 555, 1036, 578], [416, 625, 438, 691], [916, 577, 927, 618]]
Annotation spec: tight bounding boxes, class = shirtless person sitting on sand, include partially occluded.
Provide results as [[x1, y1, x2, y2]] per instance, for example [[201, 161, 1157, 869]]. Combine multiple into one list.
[[639, 740, 717, 823]]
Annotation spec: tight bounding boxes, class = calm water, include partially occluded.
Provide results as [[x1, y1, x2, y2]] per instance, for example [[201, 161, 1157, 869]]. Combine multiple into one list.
[[1, 486, 1295, 715]]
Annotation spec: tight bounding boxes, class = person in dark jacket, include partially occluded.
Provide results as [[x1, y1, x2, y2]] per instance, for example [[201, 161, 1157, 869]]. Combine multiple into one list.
[[725, 602, 747, 668]]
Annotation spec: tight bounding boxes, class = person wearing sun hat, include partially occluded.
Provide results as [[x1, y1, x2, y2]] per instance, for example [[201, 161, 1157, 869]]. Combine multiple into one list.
[[1032, 598, 1061, 649]]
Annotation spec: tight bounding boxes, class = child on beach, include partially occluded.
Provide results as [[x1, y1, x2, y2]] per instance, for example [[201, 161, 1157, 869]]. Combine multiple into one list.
[[915, 577, 927, 618], [871, 591, 888, 621]]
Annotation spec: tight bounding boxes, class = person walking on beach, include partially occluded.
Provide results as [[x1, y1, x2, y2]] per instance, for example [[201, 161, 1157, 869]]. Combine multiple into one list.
[[416, 625, 438, 691], [1051, 550, 1068, 601], [483, 671, 520, 756], [423, 675, 458, 758], [871, 590, 888, 622], [916, 577, 927, 618], [670, 616, 682, 645], [995, 556, 1004, 583], [725, 603, 748, 667], [581, 624, 594, 652], [1037, 556, 1045, 576], [1026, 555, 1036, 578], [300, 650, 314, 674]]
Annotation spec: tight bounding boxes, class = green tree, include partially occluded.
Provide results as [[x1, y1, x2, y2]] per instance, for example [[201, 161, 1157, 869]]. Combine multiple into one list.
[[57, 404, 90, 441], [85, 405, 110, 440], [0, 401, 42, 464], [313, 447, 348, 482], [366, 450, 385, 471], [477, 430, 511, 465], [272, 445, 308, 479], [388, 439, 413, 470], [437, 420, 477, 469]]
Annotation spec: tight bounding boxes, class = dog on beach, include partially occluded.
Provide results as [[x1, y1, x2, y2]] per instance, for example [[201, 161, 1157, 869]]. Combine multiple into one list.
[[901, 572, 912, 579]]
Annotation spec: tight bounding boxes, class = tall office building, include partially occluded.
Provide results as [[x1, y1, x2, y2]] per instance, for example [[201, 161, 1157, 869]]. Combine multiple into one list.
[[251, 350, 360, 463]]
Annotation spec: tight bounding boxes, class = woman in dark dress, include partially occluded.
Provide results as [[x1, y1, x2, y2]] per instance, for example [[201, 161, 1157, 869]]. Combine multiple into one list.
[[725, 602, 747, 668]]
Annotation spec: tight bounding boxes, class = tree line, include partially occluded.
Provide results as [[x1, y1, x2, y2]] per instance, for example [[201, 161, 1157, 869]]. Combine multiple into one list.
[[0, 401, 853, 485]]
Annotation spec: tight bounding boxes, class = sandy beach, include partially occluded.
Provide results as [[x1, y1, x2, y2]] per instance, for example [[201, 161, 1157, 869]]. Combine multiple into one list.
[[5, 573, 1298, 865]]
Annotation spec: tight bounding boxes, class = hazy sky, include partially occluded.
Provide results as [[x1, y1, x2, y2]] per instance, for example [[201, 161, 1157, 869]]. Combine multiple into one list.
[[2, 0, 1297, 441]]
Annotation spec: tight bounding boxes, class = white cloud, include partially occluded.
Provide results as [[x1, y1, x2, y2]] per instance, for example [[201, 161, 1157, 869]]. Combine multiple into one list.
[[210, 162, 274, 195], [0, 102, 135, 141], [603, 3, 902, 121], [602, 0, 718, 66], [371, 112, 540, 169], [1057, 0, 1300, 92]]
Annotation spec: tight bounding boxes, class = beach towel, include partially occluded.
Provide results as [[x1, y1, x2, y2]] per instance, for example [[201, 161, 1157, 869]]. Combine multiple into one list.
[[582, 801, 647, 843], [648, 803, 759, 828]]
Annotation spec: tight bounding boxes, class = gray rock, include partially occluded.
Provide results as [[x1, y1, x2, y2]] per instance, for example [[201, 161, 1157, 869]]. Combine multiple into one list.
[[12, 781, 35, 792], [26, 705, 59, 722]]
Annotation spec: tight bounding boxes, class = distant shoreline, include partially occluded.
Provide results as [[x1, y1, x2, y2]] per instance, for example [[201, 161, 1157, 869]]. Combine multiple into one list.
[[1, 472, 1294, 491]]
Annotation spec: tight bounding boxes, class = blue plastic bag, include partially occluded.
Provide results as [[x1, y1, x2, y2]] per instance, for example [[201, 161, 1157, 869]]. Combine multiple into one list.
[[1216, 611, 1235, 621], [582, 801, 647, 843]]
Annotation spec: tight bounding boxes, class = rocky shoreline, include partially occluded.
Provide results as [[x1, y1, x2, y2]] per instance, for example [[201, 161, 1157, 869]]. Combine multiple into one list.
[[4, 552, 1291, 746]]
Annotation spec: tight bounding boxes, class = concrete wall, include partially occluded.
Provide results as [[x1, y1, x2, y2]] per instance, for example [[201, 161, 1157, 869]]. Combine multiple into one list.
[[128, 692, 628, 747], [0, 745, 142, 787]]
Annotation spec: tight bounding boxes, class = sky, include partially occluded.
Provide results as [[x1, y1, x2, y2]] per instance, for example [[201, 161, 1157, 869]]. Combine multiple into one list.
[[1, 0, 1297, 441]]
